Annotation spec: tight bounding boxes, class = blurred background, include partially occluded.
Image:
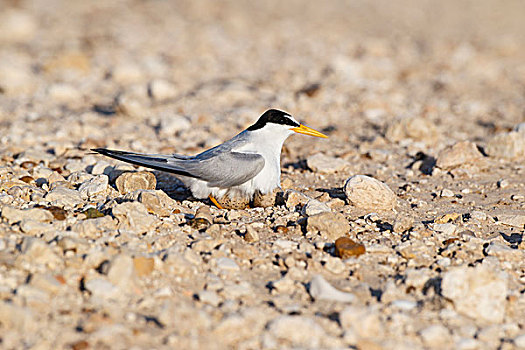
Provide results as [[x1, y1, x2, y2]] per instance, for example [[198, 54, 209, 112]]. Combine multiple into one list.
[[1, 0, 525, 156]]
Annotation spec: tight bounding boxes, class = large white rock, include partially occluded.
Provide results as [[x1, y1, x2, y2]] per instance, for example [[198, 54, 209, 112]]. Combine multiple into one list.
[[344, 175, 397, 210], [441, 264, 508, 324]]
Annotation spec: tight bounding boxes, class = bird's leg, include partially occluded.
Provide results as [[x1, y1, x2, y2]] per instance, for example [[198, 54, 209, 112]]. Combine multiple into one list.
[[208, 195, 224, 209]]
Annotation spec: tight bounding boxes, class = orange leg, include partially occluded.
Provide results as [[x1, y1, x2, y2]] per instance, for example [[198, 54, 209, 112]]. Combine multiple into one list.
[[208, 195, 224, 209]]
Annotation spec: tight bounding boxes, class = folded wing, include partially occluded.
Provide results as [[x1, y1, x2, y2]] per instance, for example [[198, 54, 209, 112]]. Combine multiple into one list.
[[92, 148, 265, 188]]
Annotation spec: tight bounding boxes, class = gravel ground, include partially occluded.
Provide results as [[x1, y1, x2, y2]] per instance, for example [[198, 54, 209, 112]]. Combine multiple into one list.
[[1, 1, 525, 349]]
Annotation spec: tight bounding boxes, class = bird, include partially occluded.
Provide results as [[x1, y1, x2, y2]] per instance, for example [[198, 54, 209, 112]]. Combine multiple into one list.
[[93, 109, 327, 209]]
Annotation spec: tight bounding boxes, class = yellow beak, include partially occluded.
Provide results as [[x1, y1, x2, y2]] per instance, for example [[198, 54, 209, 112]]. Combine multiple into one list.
[[292, 124, 328, 138]]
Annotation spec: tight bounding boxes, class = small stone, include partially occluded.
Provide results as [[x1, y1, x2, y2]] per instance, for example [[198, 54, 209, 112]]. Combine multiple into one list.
[[83, 208, 105, 219], [335, 237, 366, 259], [112, 201, 157, 234], [131, 189, 177, 216], [215, 257, 239, 272], [71, 216, 117, 238], [197, 290, 221, 307], [419, 324, 451, 348], [339, 306, 382, 338], [309, 275, 355, 302], [431, 223, 457, 235], [29, 273, 64, 294], [284, 190, 313, 210], [20, 237, 61, 267], [307, 212, 350, 239], [435, 213, 460, 224], [149, 79, 178, 102], [268, 316, 326, 348], [45, 187, 83, 208], [244, 225, 260, 242], [78, 175, 109, 199], [271, 276, 296, 293], [45, 206, 67, 220], [108, 255, 136, 290], [436, 141, 483, 170], [393, 215, 414, 233], [496, 214, 525, 228], [84, 278, 119, 299], [48, 83, 81, 104], [486, 131, 525, 159], [470, 210, 487, 221], [497, 179, 509, 189], [440, 188, 454, 198], [385, 116, 438, 144], [133, 256, 155, 277], [441, 264, 508, 324], [301, 199, 331, 216], [344, 175, 397, 210], [0, 301, 37, 332], [514, 334, 525, 348], [1, 206, 53, 225], [0, 10, 36, 43], [115, 171, 156, 194], [306, 153, 349, 174]]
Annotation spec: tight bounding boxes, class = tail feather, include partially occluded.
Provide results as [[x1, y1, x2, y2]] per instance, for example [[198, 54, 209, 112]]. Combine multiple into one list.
[[92, 148, 196, 178]]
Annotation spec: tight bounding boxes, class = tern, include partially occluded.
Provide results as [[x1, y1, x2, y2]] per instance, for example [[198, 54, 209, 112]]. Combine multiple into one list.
[[93, 109, 327, 208]]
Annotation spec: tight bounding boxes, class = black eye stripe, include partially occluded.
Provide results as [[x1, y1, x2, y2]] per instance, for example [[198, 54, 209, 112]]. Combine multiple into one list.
[[247, 109, 300, 131]]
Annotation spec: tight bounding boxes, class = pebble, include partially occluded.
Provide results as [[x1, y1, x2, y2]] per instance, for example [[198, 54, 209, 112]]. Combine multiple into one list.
[[335, 237, 366, 259], [84, 278, 120, 300], [436, 141, 483, 170], [244, 225, 260, 242], [133, 256, 155, 276], [301, 198, 331, 216], [309, 274, 355, 302], [284, 190, 313, 210], [440, 188, 454, 197], [0, 10, 36, 43], [385, 116, 438, 144], [419, 324, 451, 348], [306, 153, 349, 173], [45, 187, 83, 208], [78, 175, 109, 199], [20, 237, 62, 267], [215, 257, 240, 272], [393, 215, 414, 233], [148, 79, 178, 102], [111, 201, 157, 234], [108, 255, 136, 290], [268, 316, 326, 348], [339, 306, 382, 338], [441, 264, 508, 324], [133, 189, 178, 216], [514, 334, 525, 348], [115, 171, 156, 194], [1, 206, 53, 224], [486, 131, 525, 159], [344, 175, 397, 210], [307, 212, 350, 240], [198, 290, 221, 307], [431, 223, 457, 235], [71, 216, 117, 238], [0, 301, 37, 332], [496, 214, 525, 228]]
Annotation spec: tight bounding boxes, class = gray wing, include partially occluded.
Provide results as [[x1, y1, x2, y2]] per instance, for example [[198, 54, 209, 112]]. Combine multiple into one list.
[[92, 148, 265, 188], [180, 152, 265, 187]]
